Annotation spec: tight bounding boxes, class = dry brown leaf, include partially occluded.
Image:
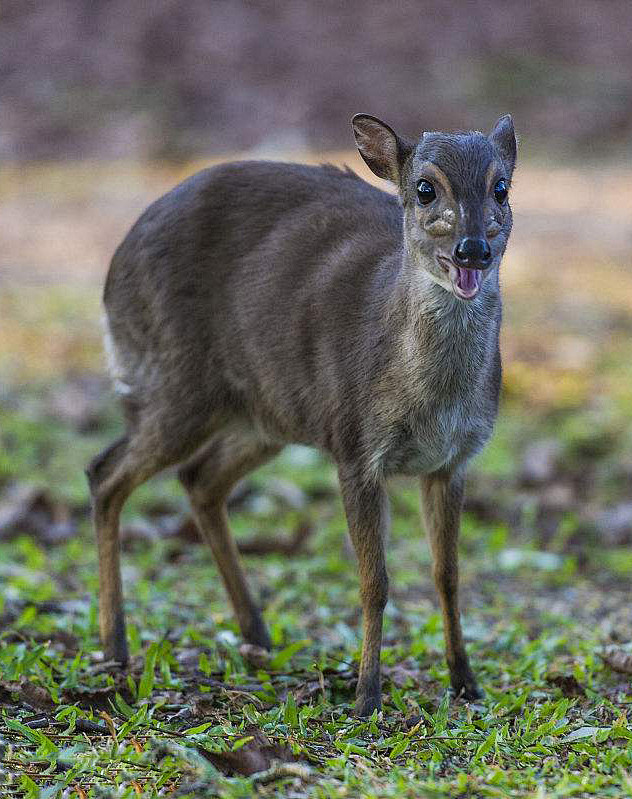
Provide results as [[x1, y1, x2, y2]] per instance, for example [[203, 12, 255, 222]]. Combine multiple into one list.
[[100, 710, 118, 743], [0, 484, 76, 545], [60, 683, 126, 712], [294, 679, 326, 705], [130, 737, 144, 754], [201, 725, 300, 776], [546, 673, 586, 697], [237, 520, 314, 556], [382, 661, 424, 689], [19, 678, 56, 711], [0, 678, 55, 711], [168, 515, 315, 555]]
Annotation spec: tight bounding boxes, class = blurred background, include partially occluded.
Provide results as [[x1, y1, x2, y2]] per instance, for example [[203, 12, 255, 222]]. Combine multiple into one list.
[[2, 0, 632, 161], [2, 0, 632, 689]]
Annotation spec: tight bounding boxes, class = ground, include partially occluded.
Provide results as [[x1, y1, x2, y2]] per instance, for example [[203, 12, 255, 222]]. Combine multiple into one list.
[[1, 157, 632, 797]]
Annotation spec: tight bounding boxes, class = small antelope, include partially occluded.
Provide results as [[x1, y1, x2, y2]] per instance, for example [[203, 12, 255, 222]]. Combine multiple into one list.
[[88, 113, 516, 716]]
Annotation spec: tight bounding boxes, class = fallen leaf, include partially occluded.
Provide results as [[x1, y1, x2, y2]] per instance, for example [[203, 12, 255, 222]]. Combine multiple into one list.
[[120, 520, 160, 549], [20, 713, 52, 729], [294, 679, 326, 704], [546, 673, 586, 697], [100, 710, 118, 743], [602, 646, 632, 674], [0, 483, 76, 544], [0, 678, 55, 711], [497, 549, 563, 571], [201, 725, 300, 776], [60, 680, 133, 712], [167, 512, 314, 555], [264, 478, 307, 510], [237, 520, 314, 556], [383, 661, 424, 689], [561, 726, 603, 742], [74, 718, 110, 735]]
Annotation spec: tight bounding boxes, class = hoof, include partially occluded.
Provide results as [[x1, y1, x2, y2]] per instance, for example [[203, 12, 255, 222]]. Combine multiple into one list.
[[101, 610, 129, 666], [355, 693, 381, 718], [103, 648, 129, 668], [452, 678, 483, 701], [243, 618, 272, 651], [449, 658, 483, 701]]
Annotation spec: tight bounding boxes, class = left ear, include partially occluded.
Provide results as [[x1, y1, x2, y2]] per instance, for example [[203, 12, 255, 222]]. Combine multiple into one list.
[[489, 114, 517, 177]]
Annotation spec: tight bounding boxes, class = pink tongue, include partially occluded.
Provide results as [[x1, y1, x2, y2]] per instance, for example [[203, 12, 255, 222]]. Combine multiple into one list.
[[457, 268, 481, 293]]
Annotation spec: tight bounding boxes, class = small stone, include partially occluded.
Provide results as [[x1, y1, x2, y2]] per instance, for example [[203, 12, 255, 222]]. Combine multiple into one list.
[[265, 478, 307, 510], [520, 439, 562, 486], [594, 503, 632, 546]]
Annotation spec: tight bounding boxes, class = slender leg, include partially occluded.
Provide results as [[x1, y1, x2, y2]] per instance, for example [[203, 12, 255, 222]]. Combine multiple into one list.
[[420, 469, 481, 699], [88, 419, 203, 664], [87, 436, 158, 664], [179, 431, 281, 649], [338, 467, 389, 717]]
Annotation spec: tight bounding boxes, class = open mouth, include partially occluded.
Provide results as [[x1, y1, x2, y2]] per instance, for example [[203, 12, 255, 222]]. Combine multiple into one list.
[[450, 265, 482, 299], [437, 257, 483, 300]]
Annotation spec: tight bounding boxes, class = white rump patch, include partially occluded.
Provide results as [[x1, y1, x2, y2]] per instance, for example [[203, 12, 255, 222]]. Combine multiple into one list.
[[102, 314, 133, 396]]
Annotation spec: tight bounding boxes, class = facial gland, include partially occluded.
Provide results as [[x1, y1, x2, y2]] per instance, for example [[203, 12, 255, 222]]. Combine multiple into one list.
[[424, 207, 456, 236]]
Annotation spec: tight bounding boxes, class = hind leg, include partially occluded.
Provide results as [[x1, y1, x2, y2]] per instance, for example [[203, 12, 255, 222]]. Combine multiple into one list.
[[179, 428, 281, 649], [87, 424, 204, 663], [87, 436, 146, 663]]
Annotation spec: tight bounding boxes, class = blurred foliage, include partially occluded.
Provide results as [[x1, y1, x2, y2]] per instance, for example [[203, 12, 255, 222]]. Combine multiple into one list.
[[1, 1, 631, 161]]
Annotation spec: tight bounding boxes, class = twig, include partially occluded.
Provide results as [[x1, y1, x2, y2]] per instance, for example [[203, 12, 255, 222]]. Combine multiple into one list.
[[237, 521, 314, 556]]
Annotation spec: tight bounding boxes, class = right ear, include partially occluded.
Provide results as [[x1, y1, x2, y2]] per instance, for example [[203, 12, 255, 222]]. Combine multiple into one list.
[[351, 114, 413, 184]]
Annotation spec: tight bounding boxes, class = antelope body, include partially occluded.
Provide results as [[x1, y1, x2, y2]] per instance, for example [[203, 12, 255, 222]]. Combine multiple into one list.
[[88, 113, 517, 716]]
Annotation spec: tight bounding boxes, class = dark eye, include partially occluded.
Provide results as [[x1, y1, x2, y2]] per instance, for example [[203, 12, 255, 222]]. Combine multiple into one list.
[[417, 179, 436, 205], [494, 179, 508, 204]]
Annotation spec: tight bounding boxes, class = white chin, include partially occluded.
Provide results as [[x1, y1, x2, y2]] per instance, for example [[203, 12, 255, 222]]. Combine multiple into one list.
[[422, 269, 453, 294]]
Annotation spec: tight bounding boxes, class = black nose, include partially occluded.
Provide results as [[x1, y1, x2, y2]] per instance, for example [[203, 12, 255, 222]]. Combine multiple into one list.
[[454, 237, 492, 267]]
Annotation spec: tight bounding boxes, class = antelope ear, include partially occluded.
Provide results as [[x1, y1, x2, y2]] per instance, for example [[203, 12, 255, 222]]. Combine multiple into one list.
[[489, 114, 517, 177], [351, 114, 413, 184]]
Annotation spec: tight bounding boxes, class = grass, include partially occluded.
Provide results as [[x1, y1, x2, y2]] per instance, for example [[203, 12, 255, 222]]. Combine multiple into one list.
[[2, 161, 632, 797], [3, 362, 632, 798]]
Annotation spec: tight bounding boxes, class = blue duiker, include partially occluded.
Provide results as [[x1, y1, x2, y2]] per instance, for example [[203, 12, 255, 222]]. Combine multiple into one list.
[[88, 113, 516, 716]]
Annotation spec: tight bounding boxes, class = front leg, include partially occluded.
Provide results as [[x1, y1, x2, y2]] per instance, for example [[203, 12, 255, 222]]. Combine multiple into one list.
[[338, 466, 389, 717], [420, 469, 481, 700]]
